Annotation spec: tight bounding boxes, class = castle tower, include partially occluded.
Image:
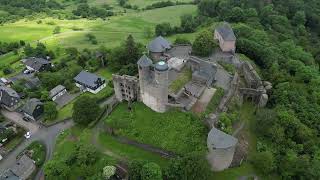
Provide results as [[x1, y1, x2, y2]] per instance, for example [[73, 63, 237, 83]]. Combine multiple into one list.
[[137, 55, 153, 96], [153, 61, 169, 112]]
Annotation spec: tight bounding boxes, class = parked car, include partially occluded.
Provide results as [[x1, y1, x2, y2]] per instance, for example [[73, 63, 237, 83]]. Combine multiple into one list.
[[24, 132, 31, 139], [23, 69, 34, 74], [23, 117, 31, 122]]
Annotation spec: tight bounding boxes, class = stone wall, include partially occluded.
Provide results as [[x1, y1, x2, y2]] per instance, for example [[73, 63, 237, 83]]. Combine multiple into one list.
[[113, 74, 139, 102]]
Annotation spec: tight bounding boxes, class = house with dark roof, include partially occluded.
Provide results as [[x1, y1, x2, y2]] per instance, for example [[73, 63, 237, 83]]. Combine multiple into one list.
[[0, 170, 20, 180], [9, 154, 36, 180], [0, 86, 20, 111], [22, 57, 51, 72], [49, 85, 67, 101], [147, 36, 172, 61], [74, 71, 106, 94], [23, 77, 41, 89], [214, 22, 236, 53], [22, 98, 43, 121]]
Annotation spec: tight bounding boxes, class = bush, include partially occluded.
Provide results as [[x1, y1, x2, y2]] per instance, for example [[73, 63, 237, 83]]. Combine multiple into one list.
[[141, 163, 162, 180], [72, 95, 101, 125], [174, 37, 191, 45]]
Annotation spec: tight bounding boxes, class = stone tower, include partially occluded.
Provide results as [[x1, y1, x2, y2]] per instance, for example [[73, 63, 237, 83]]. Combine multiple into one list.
[[137, 55, 169, 113]]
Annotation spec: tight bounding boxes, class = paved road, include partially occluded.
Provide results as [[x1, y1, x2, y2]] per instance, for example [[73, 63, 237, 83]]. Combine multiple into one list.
[[0, 120, 74, 176], [1, 110, 39, 134]]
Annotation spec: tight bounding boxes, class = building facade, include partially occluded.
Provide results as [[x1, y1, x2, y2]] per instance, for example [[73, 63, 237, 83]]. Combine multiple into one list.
[[138, 55, 169, 113], [113, 74, 139, 102], [207, 127, 238, 171], [49, 85, 67, 101], [214, 23, 236, 53]]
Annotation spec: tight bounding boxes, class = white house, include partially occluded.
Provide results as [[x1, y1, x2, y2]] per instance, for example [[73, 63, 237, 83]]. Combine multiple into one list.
[[74, 71, 106, 94], [49, 85, 67, 101]]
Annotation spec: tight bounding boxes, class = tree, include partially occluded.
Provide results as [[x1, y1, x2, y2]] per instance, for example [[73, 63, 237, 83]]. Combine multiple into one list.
[[44, 102, 58, 121], [180, 14, 196, 33], [165, 153, 211, 180], [251, 151, 275, 175], [155, 23, 172, 36], [292, 11, 306, 26], [44, 160, 70, 180], [192, 30, 216, 56], [72, 95, 101, 125], [76, 143, 98, 165], [103, 166, 116, 179], [141, 163, 162, 180], [128, 160, 146, 180], [227, 7, 245, 22]]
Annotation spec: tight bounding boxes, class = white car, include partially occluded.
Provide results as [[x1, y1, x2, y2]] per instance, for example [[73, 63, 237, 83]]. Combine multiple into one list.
[[24, 132, 31, 139]]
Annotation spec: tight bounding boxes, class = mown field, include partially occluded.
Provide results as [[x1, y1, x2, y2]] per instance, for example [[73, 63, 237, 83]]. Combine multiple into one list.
[[0, 5, 198, 77]]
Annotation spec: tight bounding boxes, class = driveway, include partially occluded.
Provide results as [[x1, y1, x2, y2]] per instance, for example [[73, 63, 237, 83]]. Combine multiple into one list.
[[55, 92, 80, 109], [1, 110, 39, 134]]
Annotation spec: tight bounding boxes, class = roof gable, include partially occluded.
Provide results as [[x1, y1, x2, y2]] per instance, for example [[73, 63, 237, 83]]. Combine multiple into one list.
[[137, 55, 152, 67], [216, 23, 236, 41], [74, 71, 105, 87], [147, 36, 172, 53]]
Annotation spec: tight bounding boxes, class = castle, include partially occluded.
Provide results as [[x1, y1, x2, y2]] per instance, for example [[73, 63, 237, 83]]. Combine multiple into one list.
[[113, 22, 271, 172]]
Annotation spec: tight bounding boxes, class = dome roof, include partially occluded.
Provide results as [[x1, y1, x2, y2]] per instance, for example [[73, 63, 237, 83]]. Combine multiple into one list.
[[154, 61, 169, 71]]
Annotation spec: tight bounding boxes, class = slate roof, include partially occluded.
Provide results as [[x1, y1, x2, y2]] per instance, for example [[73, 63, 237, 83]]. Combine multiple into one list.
[[23, 57, 51, 71], [74, 71, 105, 87], [147, 36, 172, 53], [22, 98, 43, 116], [207, 127, 238, 149], [216, 23, 236, 41], [24, 77, 41, 89], [10, 154, 36, 180], [189, 57, 217, 87], [0, 170, 19, 180], [0, 86, 19, 98], [0, 86, 19, 107], [137, 55, 152, 67], [49, 85, 66, 98]]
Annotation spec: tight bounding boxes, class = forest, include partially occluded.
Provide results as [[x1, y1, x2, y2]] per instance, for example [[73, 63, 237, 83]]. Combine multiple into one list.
[[197, 0, 320, 178]]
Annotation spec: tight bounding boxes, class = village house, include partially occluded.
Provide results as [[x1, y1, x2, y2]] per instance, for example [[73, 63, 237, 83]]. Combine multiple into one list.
[[74, 71, 106, 94], [147, 36, 172, 61], [9, 154, 36, 180], [214, 23, 236, 53], [22, 57, 52, 72], [49, 85, 67, 101], [21, 98, 44, 121], [0, 86, 20, 111]]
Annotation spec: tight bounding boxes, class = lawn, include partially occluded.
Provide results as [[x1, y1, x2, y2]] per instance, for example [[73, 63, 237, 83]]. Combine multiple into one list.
[[204, 87, 225, 115], [105, 102, 207, 154], [99, 133, 169, 167], [213, 163, 255, 180], [169, 67, 192, 93]]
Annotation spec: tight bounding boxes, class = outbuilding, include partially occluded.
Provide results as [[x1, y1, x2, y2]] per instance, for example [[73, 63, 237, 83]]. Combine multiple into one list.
[[49, 85, 67, 101]]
